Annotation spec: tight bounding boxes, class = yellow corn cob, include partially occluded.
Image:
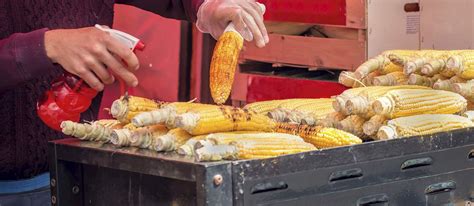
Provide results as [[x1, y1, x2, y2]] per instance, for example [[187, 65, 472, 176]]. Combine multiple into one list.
[[362, 115, 388, 137], [129, 125, 169, 149], [204, 132, 304, 145], [336, 115, 367, 138], [355, 49, 418, 79], [267, 99, 334, 125], [319, 112, 347, 128], [175, 105, 275, 135], [452, 81, 474, 100], [360, 71, 381, 87], [447, 51, 474, 79], [152, 128, 192, 152], [377, 114, 474, 140], [111, 95, 163, 124], [295, 100, 335, 124], [404, 57, 431, 75], [278, 98, 334, 110], [131, 102, 214, 127], [462, 110, 474, 121], [274, 124, 362, 149], [408, 74, 441, 87], [243, 99, 288, 115], [379, 63, 403, 74], [338, 71, 358, 87], [209, 30, 244, 104], [373, 89, 467, 119], [333, 87, 372, 115], [345, 85, 430, 116], [373, 72, 408, 86], [195, 139, 316, 161], [60, 120, 123, 142], [433, 76, 467, 91], [176, 135, 208, 156], [110, 123, 139, 147], [267, 108, 310, 124]]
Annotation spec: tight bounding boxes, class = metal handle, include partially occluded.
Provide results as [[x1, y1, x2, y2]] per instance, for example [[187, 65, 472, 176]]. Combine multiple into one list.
[[329, 168, 363, 182], [469, 149, 474, 159], [401, 157, 433, 170], [404, 3, 420, 12], [425, 181, 456, 195], [357, 194, 389, 206], [250, 181, 288, 195]]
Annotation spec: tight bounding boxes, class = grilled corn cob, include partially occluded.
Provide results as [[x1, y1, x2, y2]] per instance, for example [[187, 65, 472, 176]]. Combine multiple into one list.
[[274, 124, 362, 149], [373, 89, 467, 119], [377, 114, 474, 140], [209, 29, 244, 104], [129, 125, 169, 149], [110, 123, 138, 147], [61, 120, 123, 142], [363, 115, 388, 137], [111, 95, 163, 124], [175, 105, 275, 135], [152, 128, 192, 152], [373, 72, 408, 86]]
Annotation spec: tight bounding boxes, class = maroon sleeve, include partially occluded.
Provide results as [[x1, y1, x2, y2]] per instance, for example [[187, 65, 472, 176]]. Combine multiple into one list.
[[116, 0, 204, 22], [0, 28, 58, 92]]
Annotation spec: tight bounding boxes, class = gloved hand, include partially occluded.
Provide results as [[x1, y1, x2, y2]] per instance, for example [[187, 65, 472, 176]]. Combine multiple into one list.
[[196, 0, 269, 48]]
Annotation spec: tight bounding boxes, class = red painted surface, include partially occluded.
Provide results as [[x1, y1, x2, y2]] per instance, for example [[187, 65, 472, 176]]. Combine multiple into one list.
[[99, 5, 182, 119], [246, 75, 348, 103], [258, 0, 347, 25]]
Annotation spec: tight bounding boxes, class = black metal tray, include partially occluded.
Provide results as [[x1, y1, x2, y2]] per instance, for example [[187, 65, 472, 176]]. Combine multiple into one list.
[[49, 128, 474, 206]]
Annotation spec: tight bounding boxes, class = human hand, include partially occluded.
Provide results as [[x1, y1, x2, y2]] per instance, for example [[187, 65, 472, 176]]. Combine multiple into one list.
[[196, 0, 269, 48], [44, 27, 139, 91]]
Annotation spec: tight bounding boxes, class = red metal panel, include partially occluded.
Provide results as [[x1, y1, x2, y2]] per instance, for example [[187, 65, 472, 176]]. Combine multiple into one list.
[[258, 0, 347, 25], [246, 75, 347, 103]]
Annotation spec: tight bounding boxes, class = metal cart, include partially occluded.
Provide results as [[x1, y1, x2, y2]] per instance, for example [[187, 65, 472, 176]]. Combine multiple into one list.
[[49, 128, 474, 206]]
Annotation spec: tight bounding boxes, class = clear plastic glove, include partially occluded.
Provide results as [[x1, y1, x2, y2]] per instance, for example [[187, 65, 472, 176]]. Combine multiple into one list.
[[196, 0, 269, 48]]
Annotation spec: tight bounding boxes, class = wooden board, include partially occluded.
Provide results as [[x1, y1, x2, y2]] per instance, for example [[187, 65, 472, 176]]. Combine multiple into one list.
[[420, 0, 474, 49], [346, 0, 367, 29], [241, 34, 366, 71]]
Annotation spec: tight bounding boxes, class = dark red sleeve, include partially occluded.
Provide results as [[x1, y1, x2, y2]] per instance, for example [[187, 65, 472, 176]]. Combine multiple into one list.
[[0, 28, 58, 92], [116, 0, 204, 22]]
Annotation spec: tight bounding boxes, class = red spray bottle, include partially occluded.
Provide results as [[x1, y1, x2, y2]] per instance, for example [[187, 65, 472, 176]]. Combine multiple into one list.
[[37, 25, 145, 131]]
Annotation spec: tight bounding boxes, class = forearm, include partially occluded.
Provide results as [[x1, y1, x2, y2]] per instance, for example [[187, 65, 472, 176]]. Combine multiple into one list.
[[0, 28, 58, 92], [116, 0, 204, 22]]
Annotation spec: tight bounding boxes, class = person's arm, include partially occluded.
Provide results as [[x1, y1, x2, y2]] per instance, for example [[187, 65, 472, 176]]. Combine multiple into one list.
[[0, 28, 59, 92], [116, 0, 203, 22]]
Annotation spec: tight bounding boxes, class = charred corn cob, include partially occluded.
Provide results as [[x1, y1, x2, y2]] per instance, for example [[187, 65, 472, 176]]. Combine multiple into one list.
[[377, 114, 474, 140], [152, 128, 192, 152], [345, 85, 430, 116], [209, 28, 244, 104], [363, 115, 388, 137], [129, 125, 169, 149], [131, 102, 214, 127], [61, 120, 123, 142], [373, 89, 467, 119], [373, 72, 408, 86], [111, 95, 163, 124], [175, 105, 275, 135], [337, 115, 367, 138], [274, 124, 362, 149], [195, 138, 316, 162]]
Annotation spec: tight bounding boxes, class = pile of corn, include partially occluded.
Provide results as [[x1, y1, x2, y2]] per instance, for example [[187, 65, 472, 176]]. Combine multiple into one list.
[[336, 50, 474, 139], [60, 95, 363, 162]]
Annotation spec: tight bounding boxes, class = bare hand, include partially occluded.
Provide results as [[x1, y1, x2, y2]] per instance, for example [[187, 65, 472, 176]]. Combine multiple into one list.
[[44, 27, 139, 91]]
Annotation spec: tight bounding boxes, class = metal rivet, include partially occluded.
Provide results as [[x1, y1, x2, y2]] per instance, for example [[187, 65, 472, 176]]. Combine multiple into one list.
[[213, 175, 223, 186], [50, 179, 56, 187], [72, 186, 80, 194], [51, 196, 57, 204]]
